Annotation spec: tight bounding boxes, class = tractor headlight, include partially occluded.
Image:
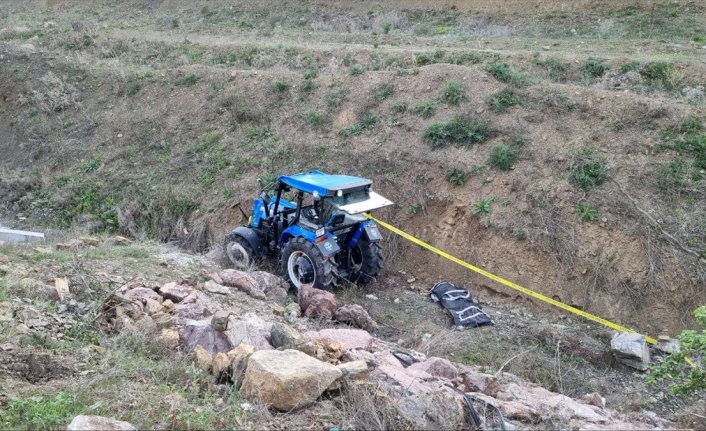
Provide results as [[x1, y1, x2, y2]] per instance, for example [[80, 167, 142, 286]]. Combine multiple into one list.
[[316, 228, 325, 238]]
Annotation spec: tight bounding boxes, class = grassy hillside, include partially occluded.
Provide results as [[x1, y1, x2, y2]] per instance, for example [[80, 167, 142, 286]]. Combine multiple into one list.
[[1, 0, 705, 337]]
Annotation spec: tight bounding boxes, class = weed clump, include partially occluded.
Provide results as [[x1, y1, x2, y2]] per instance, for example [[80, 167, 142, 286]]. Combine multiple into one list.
[[442, 81, 466, 105], [350, 65, 367, 75], [178, 74, 201, 86], [410, 99, 438, 118], [270, 78, 290, 93], [444, 167, 466, 186], [424, 115, 491, 149], [485, 61, 531, 87], [488, 88, 520, 113], [374, 84, 395, 101], [581, 58, 609, 79], [488, 144, 518, 170], [575, 201, 599, 223], [567, 148, 608, 191]]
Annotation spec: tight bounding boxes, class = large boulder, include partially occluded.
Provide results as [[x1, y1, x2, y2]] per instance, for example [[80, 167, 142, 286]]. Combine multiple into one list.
[[304, 328, 373, 351], [298, 283, 337, 319], [396, 391, 468, 431], [158, 282, 194, 303], [240, 349, 343, 411], [229, 343, 254, 388], [611, 333, 650, 371], [408, 356, 458, 380], [334, 304, 378, 331], [67, 415, 136, 431], [179, 319, 235, 356], [210, 270, 266, 300]]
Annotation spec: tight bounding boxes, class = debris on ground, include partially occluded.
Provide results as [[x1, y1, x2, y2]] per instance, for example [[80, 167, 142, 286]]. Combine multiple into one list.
[[430, 281, 493, 328]]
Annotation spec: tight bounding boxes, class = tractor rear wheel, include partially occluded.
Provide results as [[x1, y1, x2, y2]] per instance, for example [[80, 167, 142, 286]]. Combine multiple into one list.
[[281, 237, 333, 292], [349, 239, 383, 284], [223, 233, 254, 270]]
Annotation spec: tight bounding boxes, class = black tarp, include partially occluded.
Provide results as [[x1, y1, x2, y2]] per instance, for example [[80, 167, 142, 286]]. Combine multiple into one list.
[[430, 281, 493, 328]]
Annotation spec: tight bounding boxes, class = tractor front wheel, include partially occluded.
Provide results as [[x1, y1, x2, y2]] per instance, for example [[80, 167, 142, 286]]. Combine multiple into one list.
[[223, 233, 254, 270], [281, 237, 333, 292]]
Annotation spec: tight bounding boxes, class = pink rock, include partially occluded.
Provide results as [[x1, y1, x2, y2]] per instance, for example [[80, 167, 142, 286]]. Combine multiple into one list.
[[298, 283, 337, 319], [304, 328, 373, 351], [408, 357, 458, 380], [213, 270, 266, 300], [158, 282, 194, 303], [334, 304, 378, 331], [458, 366, 502, 397]]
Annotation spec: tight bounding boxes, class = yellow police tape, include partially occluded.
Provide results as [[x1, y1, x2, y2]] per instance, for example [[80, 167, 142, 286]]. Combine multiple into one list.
[[366, 214, 658, 345]]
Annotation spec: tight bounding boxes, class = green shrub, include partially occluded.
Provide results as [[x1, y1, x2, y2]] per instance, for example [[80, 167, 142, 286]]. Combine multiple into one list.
[[179, 74, 201, 86], [488, 88, 519, 113], [473, 195, 495, 216], [567, 148, 608, 191], [306, 110, 328, 129], [489, 145, 518, 170], [444, 168, 466, 186], [270, 78, 290, 93], [424, 115, 492, 149], [448, 52, 481, 65], [375, 84, 395, 101], [442, 81, 466, 105], [382, 20, 393, 34], [392, 101, 408, 113], [575, 201, 599, 223], [0, 392, 87, 430], [581, 58, 609, 78], [485, 61, 531, 87], [410, 99, 438, 118], [648, 306, 706, 396], [414, 52, 434, 66], [326, 86, 350, 108], [350, 65, 367, 75], [125, 81, 141, 96], [359, 111, 379, 128]]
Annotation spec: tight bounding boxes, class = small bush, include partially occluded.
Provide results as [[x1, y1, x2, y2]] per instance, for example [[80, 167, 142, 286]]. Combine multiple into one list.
[[424, 115, 492, 149], [581, 58, 609, 79], [306, 110, 328, 129], [270, 78, 290, 93], [350, 65, 367, 75], [575, 201, 599, 223], [392, 101, 408, 113], [375, 84, 395, 101], [327, 86, 349, 108], [567, 148, 608, 191], [359, 111, 378, 128], [448, 52, 482, 65], [414, 52, 434, 66], [489, 145, 518, 170], [442, 81, 466, 105], [410, 99, 438, 118], [473, 195, 495, 216], [125, 81, 141, 96], [444, 168, 466, 186], [488, 88, 519, 113], [179, 74, 201, 86], [485, 61, 531, 87]]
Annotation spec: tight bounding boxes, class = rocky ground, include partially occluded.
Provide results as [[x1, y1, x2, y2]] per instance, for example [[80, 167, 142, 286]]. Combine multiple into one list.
[[2, 235, 700, 430]]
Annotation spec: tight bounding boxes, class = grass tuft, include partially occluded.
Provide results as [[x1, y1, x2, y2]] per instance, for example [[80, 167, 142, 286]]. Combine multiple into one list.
[[424, 115, 491, 149]]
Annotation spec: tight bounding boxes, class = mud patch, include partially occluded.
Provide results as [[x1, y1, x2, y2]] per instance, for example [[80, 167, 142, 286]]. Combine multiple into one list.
[[0, 350, 74, 383]]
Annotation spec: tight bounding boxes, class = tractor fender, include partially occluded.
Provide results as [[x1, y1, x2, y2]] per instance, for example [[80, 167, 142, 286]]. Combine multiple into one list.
[[282, 225, 340, 258], [348, 221, 382, 248], [229, 226, 264, 258]]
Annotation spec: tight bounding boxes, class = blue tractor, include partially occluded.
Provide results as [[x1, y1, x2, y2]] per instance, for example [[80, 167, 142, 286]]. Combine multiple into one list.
[[223, 170, 393, 291]]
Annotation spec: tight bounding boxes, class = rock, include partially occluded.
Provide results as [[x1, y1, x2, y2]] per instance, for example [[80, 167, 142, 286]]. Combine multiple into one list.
[[304, 328, 373, 351], [157, 328, 179, 349], [212, 352, 231, 380], [56, 239, 82, 250], [15, 323, 31, 334], [193, 345, 212, 371], [228, 343, 254, 388], [211, 270, 266, 300], [270, 322, 303, 349], [396, 390, 468, 430], [35, 283, 61, 302], [211, 310, 231, 332], [250, 271, 288, 293], [112, 236, 131, 246], [204, 280, 229, 295], [611, 333, 650, 371], [271, 304, 285, 316], [67, 415, 136, 431], [298, 283, 337, 319], [227, 314, 273, 351], [337, 360, 369, 380], [459, 367, 501, 397], [79, 236, 100, 247], [240, 349, 343, 411], [124, 287, 163, 315], [408, 357, 458, 380], [54, 277, 70, 301], [158, 282, 194, 303], [581, 392, 606, 409], [334, 304, 378, 331], [179, 319, 235, 356]]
